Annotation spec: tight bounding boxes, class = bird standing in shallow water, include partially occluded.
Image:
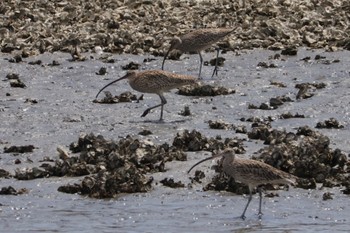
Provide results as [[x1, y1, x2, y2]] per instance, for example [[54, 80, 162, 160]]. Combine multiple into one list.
[[95, 70, 197, 121], [162, 28, 236, 78], [188, 149, 297, 220]]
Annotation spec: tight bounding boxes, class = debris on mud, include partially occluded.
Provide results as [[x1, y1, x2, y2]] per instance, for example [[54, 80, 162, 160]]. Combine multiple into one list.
[[121, 61, 140, 70], [0, 169, 11, 178], [6, 73, 26, 88], [295, 82, 326, 100], [179, 106, 191, 116], [248, 95, 293, 110], [269, 96, 293, 107], [254, 126, 348, 184], [160, 178, 185, 188], [48, 60, 60, 66], [0, 186, 28, 195], [189, 170, 206, 184], [295, 82, 327, 90], [257, 62, 278, 68], [279, 112, 305, 119], [14, 167, 49, 180], [8, 54, 23, 63], [93, 91, 138, 104], [24, 98, 38, 104], [248, 96, 293, 110], [8, 133, 186, 198], [315, 118, 344, 129], [248, 103, 274, 110], [177, 84, 235, 96], [4, 145, 35, 153], [172, 129, 245, 153], [208, 121, 245, 134], [6, 73, 20, 80], [281, 47, 298, 56], [342, 182, 350, 195], [322, 192, 334, 201], [96, 67, 107, 75], [208, 120, 234, 130], [138, 130, 153, 136], [207, 57, 226, 66], [9, 79, 26, 88], [270, 81, 287, 88]]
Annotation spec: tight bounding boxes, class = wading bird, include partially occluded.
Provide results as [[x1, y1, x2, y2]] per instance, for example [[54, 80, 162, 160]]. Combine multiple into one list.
[[162, 28, 236, 78], [188, 149, 297, 220], [95, 70, 197, 121]]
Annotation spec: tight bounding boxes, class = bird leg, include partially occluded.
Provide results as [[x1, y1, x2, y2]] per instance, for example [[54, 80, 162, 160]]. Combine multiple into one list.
[[241, 187, 253, 220], [211, 47, 220, 78], [140, 94, 167, 121], [258, 186, 263, 219], [198, 51, 203, 79]]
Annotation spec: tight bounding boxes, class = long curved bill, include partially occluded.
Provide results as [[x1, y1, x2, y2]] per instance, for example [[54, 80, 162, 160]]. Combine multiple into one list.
[[188, 156, 214, 173], [187, 152, 223, 174], [95, 75, 129, 99], [161, 48, 171, 70]]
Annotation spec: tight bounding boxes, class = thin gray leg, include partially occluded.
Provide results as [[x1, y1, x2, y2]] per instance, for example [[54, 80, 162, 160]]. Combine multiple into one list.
[[198, 52, 203, 78], [141, 94, 167, 121], [241, 188, 252, 220], [258, 187, 263, 219], [211, 47, 220, 78]]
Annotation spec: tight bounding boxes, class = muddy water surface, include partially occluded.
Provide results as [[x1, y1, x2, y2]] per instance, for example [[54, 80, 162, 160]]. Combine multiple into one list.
[[1, 48, 349, 232]]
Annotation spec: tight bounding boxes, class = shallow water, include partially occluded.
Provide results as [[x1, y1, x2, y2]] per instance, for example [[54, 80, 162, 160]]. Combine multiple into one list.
[[0, 48, 349, 232]]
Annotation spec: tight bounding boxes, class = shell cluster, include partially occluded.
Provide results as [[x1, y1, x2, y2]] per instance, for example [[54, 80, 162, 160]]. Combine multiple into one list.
[[1, 0, 349, 57]]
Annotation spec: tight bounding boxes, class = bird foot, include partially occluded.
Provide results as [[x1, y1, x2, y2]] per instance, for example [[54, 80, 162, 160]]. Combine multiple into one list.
[[258, 212, 263, 219], [240, 215, 246, 220], [141, 109, 150, 117]]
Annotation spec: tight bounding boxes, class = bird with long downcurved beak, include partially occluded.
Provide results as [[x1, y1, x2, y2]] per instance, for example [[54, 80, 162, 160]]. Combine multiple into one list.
[[95, 70, 198, 121], [188, 148, 298, 220]]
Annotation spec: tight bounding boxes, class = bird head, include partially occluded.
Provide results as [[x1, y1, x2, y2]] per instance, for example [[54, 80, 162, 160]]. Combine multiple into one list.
[[169, 36, 182, 51], [95, 71, 137, 99], [187, 148, 235, 174]]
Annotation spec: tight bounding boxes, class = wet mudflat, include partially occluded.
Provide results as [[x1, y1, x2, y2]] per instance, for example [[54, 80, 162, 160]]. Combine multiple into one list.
[[1, 48, 350, 232]]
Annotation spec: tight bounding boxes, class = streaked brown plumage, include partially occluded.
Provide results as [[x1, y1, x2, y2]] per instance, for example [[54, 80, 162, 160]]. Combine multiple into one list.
[[162, 28, 236, 78], [95, 70, 197, 121], [188, 149, 297, 220]]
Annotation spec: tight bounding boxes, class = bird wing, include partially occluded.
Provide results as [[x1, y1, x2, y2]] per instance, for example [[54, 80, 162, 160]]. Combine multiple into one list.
[[229, 159, 296, 186]]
